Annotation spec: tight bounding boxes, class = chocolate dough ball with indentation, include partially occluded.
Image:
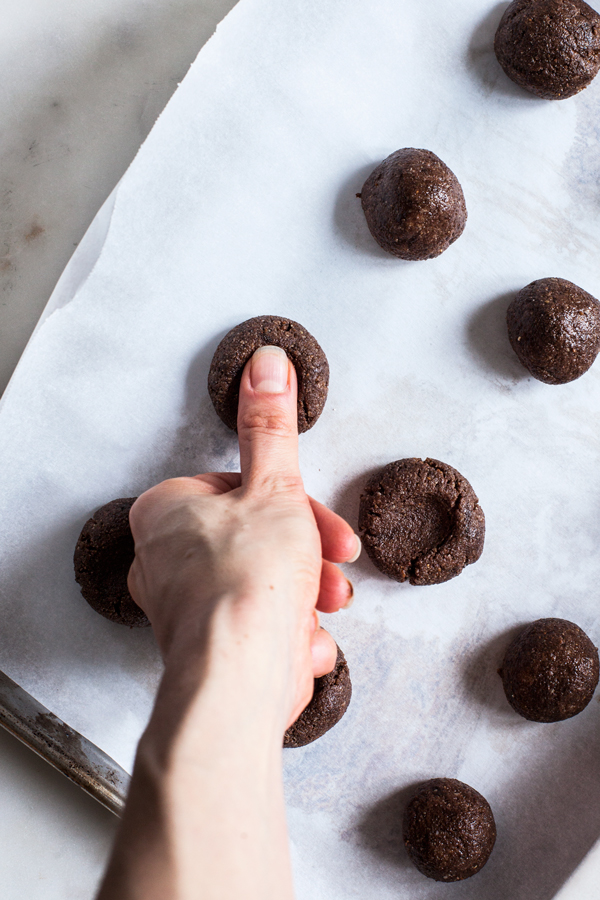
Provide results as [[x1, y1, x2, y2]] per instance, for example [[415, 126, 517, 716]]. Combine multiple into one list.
[[499, 618, 599, 721], [358, 458, 485, 585], [403, 778, 496, 882], [74, 497, 148, 627], [208, 316, 329, 433], [360, 149, 467, 261], [284, 646, 351, 748], [494, 0, 600, 100], [507, 277, 600, 383]]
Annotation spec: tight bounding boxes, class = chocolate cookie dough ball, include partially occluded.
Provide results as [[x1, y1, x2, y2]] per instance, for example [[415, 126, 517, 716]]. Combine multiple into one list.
[[208, 316, 329, 433], [494, 0, 600, 100], [74, 497, 148, 627], [284, 646, 351, 748], [507, 278, 600, 383], [360, 149, 467, 260], [358, 459, 485, 585], [499, 618, 599, 722], [403, 778, 496, 882]]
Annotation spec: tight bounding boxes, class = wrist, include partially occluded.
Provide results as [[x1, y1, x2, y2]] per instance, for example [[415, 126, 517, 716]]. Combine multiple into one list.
[[147, 591, 297, 762]]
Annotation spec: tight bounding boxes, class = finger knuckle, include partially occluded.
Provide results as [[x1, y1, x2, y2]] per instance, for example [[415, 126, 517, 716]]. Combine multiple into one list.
[[130, 478, 189, 529], [238, 409, 294, 437], [245, 472, 307, 501]]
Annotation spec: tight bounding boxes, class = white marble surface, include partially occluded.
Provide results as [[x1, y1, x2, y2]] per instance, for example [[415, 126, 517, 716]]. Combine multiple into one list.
[[0, 0, 237, 896]]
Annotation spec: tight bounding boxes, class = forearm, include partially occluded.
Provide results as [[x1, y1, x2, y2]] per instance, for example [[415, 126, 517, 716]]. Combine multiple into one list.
[[97, 597, 297, 900]]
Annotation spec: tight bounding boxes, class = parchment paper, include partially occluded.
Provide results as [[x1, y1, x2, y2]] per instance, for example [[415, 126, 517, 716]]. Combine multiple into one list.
[[1, 0, 600, 897]]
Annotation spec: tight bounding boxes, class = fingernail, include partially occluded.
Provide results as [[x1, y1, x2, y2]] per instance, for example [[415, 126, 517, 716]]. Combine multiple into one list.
[[346, 534, 362, 563], [250, 345, 289, 393], [342, 579, 354, 609]]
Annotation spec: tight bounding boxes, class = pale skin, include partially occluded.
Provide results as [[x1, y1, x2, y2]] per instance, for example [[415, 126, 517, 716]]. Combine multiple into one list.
[[96, 345, 360, 900]]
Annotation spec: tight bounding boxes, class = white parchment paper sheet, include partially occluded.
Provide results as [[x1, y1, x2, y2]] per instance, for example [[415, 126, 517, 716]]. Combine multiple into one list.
[[1, 0, 600, 896]]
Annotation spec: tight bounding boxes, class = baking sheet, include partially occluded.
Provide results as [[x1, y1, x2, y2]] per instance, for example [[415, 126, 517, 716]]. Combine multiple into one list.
[[1, 0, 600, 896]]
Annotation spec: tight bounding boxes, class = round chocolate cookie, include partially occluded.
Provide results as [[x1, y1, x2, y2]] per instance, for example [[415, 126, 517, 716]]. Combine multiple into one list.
[[499, 618, 599, 722], [403, 778, 496, 882], [507, 277, 600, 384], [360, 149, 467, 261], [494, 0, 600, 100], [208, 316, 329, 433], [283, 645, 352, 748], [358, 458, 485, 586], [74, 497, 148, 627]]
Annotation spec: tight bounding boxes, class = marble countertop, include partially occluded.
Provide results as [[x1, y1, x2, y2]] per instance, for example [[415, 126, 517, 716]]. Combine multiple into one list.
[[0, 1, 236, 895]]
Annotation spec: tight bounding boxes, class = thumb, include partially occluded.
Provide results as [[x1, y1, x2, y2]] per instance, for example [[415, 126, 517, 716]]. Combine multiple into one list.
[[237, 345, 300, 486]]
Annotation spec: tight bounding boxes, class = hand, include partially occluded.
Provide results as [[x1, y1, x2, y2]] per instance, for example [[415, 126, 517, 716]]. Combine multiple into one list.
[[98, 345, 361, 900], [127, 345, 360, 729]]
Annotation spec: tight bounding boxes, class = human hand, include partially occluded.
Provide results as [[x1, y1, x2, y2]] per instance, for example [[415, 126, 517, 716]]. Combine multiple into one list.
[[127, 344, 359, 731]]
